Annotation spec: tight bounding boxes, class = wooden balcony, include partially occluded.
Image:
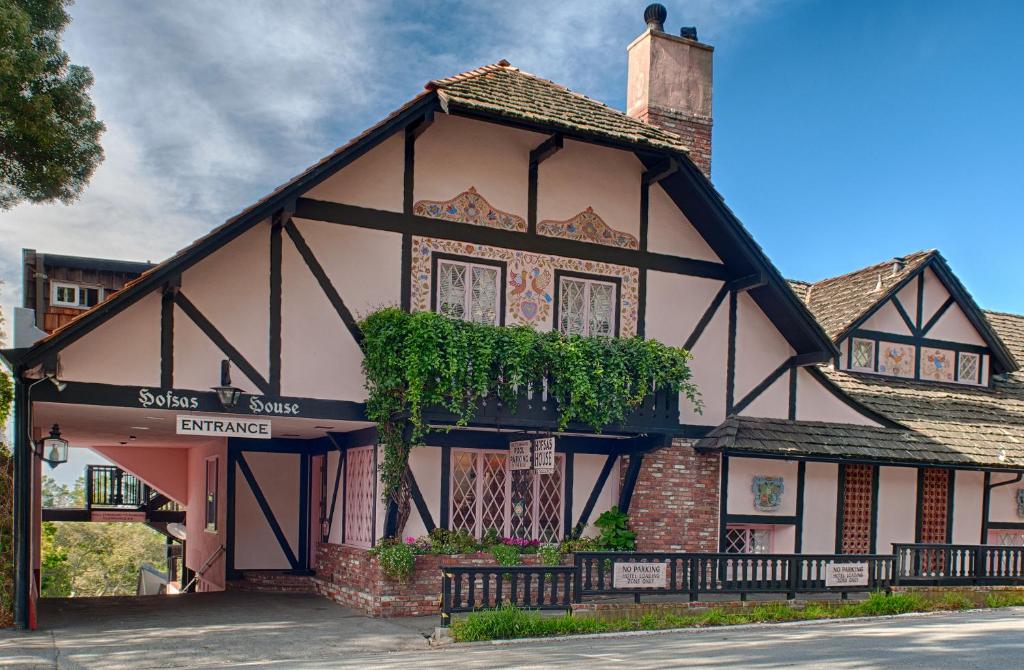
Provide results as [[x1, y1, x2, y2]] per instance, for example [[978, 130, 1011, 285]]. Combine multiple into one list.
[[422, 380, 681, 435]]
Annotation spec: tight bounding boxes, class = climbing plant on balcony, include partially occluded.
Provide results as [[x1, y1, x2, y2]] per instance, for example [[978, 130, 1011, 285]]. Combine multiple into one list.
[[360, 308, 701, 517]]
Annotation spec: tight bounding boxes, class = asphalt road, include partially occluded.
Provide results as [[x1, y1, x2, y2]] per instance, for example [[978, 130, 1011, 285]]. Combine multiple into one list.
[[348, 607, 1024, 670]]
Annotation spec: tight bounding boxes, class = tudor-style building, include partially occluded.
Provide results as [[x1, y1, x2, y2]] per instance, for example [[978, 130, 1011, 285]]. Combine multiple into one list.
[[5, 6, 1024, 628]]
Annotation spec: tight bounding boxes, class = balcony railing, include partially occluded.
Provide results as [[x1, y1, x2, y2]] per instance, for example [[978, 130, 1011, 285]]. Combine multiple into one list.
[[87, 465, 148, 508], [894, 543, 1024, 584], [422, 379, 681, 434]]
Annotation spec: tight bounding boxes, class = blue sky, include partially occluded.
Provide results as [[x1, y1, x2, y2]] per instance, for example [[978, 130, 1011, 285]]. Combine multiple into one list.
[[2, 0, 1023, 335]]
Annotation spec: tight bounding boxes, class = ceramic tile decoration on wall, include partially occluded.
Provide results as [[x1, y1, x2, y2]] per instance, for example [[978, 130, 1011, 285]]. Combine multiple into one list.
[[410, 236, 639, 334], [537, 207, 639, 250], [413, 187, 527, 232], [920, 347, 955, 382], [878, 342, 916, 378], [751, 476, 784, 512]]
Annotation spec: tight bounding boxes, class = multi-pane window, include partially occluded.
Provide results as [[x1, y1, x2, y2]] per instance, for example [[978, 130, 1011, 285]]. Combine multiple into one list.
[[51, 282, 102, 309], [450, 449, 563, 542], [205, 457, 218, 532], [990, 531, 1024, 547], [851, 338, 875, 371], [724, 525, 773, 554], [436, 259, 499, 325], [958, 352, 980, 383], [558, 276, 616, 337]]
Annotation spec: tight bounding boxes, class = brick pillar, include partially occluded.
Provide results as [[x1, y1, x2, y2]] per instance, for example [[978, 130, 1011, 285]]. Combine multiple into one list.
[[623, 440, 721, 552]]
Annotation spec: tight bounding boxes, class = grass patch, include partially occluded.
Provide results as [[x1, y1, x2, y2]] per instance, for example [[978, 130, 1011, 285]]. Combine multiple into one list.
[[448, 590, 1024, 642]]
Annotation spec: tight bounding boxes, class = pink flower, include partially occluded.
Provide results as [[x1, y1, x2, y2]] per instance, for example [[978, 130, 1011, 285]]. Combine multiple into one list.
[[405, 536, 416, 544]]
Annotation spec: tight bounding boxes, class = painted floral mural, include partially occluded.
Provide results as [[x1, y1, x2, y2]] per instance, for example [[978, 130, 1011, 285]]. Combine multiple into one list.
[[878, 342, 916, 378], [411, 236, 639, 335], [920, 347, 955, 382], [413, 187, 527, 232], [538, 207, 639, 250]]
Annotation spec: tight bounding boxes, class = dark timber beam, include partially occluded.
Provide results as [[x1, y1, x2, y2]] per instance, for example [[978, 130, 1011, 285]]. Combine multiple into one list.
[[294, 198, 731, 281], [528, 134, 563, 234], [618, 452, 645, 514], [642, 157, 678, 185], [574, 453, 617, 536], [236, 452, 299, 569], [727, 272, 767, 293]]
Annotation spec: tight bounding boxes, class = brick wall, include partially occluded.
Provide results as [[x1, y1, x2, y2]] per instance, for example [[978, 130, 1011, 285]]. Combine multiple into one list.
[[312, 543, 552, 617], [635, 105, 712, 178], [226, 571, 316, 593], [624, 441, 721, 552]]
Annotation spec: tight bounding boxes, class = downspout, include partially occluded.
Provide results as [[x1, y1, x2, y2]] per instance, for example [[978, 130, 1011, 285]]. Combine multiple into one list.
[[12, 377, 29, 629], [980, 471, 1024, 544]]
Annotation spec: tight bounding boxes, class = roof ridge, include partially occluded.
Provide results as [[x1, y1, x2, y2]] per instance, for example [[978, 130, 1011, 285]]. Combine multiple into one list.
[[985, 308, 1024, 319], [809, 249, 935, 288]]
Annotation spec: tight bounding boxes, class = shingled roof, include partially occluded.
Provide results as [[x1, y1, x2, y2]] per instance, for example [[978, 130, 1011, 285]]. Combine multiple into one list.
[[794, 250, 935, 339], [427, 61, 692, 154], [697, 416, 979, 467]]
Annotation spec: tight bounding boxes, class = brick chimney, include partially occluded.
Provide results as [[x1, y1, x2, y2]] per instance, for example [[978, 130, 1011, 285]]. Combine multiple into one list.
[[627, 4, 714, 176]]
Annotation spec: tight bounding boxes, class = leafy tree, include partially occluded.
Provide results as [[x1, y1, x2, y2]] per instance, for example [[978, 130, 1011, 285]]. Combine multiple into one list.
[[0, 0, 104, 209]]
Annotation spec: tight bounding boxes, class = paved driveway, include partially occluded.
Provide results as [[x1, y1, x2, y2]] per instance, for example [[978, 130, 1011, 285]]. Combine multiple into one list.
[[0, 592, 430, 669]]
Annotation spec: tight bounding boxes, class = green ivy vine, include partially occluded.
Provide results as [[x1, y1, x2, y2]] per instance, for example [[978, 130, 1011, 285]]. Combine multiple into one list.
[[360, 308, 701, 504]]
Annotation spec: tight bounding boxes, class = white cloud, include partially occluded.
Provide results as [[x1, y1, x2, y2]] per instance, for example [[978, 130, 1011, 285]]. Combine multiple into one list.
[[0, 0, 781, 340]]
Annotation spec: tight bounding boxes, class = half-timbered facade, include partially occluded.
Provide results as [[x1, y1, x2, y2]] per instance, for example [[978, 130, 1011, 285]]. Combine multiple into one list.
[[6, 7, 1024, 628]]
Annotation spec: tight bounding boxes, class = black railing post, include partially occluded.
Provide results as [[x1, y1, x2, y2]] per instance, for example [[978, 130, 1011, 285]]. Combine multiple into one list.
[[440, 570, 451, 628], [973, 546, 982, 585], [85, 465, 94, 511], [573, 553, 583, 604], [787, 556, 799, 600]]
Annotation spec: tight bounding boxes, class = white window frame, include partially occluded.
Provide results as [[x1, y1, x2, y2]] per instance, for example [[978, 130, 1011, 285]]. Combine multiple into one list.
[[51, 281, 103, 309], [449, 448, 564, 541], [957, 352, 981, 384], [850, 337, 876, 372], [724, 524, 775, 554], [557, 275, 618, 337], [435, 258, 501, 325]]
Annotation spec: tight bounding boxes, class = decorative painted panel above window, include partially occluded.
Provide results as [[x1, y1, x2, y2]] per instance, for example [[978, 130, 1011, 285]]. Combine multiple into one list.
[[413, 187, 527, 232], [920, 347, 955, 382], [51, 281, 102, 309], [851, 338, 875, 372], [556, 275, 618, 337], [436, 258, 501, 325], [877, 342, 915, 379], [537, 207, 639, 250]]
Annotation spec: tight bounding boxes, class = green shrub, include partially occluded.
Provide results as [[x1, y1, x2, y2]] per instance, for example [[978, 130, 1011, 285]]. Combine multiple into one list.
[[429, 528, 480, 555], [369, 540, 416, 582], [489, 543, 522, 567], [593, 506, 636, 551], [934, 591, 974, 611], [450, 604, 609, 642], [560, 536, 601, 554], [538, 543, 563, 566], [854, 591, 927, 616], [750, 602, 802, 622], [481, 527, 501, 547]]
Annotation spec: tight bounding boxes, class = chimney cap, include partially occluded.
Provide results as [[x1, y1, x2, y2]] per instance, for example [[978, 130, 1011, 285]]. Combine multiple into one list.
[[644, 3, 667, 32], [680, 26, 698, 41]]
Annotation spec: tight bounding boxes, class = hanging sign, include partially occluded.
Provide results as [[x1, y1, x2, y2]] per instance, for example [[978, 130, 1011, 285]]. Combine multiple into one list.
[[509, 440, 532, 470], [613, 562, 668, 589], [825, 562, 870, 587], [91, 510, 147, 523], [176, 415, 272, 439], [533, 437, 556, 474]]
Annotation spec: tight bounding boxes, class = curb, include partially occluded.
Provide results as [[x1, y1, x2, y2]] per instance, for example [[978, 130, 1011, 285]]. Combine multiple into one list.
[[444, 606, 1019, 648]]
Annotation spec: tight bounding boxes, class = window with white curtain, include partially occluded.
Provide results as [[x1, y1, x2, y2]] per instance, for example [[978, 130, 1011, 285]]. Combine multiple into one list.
[[558, 276, 616, 337], [437, 259, 499, 325]]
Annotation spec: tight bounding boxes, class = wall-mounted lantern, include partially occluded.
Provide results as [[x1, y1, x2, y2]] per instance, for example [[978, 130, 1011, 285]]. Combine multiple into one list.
[[211, 359, 242, 410], [36, 424, 69, 467]]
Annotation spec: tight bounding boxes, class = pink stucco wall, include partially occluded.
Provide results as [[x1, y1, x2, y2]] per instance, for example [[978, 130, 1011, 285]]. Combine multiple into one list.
[[988, 472, 1024, 523], [734, 292, 793, 403], [801, 462, 838, 554], [952, 470, 985, 544], [538, 139, 643, 239], [414, 114, 542, 220], [794, 368, 880, 426], [233, 451, 301, 570], [875, 466, 918, 554], [186, 440, 227, 591], [727, 457, 798, 516], [92, 445, 189, 504], [646, 184, 719, 261], [861, 300, 913, 336], [306, 132, 404, 212], [682, 297, 728, 424], [58, 291, 161, 387]]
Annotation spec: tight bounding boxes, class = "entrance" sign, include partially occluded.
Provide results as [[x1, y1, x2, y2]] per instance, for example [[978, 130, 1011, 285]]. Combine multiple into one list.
[[825, 562, 870, 587], [176, 415, 272, 439], [613, 562, 668, 589]]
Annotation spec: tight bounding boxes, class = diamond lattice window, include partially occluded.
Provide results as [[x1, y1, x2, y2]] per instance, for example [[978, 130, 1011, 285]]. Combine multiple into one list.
[[958, 353, 980, 384], [558, 276, 616, 337], [851, 338, 875, 371], [344, 447, 375, 548], [724, 526, 773, 554], [841, 464, 874, 554], [437, 259, 499, 325], [449, 449, 563, 540]]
